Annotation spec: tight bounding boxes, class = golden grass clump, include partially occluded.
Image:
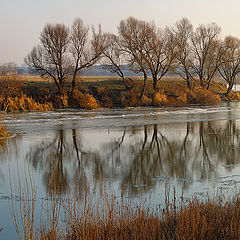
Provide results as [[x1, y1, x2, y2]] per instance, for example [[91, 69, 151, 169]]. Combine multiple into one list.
[[194, 87, 221, 105], [224, 91, 240, 101], [176, 93, 188, 105], [50, 94, 69, 109], [140, 94, 152, 106], [71, 89, 99, 109], [4, 95, 53, 112], [153, 91, 168, 106], [185, 88, 197, 104]]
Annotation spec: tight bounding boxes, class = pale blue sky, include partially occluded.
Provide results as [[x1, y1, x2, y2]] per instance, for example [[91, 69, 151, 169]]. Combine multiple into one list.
[[1, 0, 240, 64]]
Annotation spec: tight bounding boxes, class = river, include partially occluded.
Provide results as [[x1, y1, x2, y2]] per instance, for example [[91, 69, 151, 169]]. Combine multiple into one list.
[[1, 102, 240, 239]]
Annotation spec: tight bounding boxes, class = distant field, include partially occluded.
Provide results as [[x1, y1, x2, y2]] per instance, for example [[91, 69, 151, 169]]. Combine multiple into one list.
[[0, 74, 185, 83], [1, 74, 240, 84]]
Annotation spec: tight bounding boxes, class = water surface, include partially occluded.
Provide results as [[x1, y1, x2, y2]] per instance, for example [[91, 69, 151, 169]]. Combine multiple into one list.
[[1, 102, 240, 239]]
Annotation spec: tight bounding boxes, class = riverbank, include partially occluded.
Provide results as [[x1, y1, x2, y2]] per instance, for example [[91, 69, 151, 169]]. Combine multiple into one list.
[[0, 75, 237, 111], [0, 125, 13, 139]]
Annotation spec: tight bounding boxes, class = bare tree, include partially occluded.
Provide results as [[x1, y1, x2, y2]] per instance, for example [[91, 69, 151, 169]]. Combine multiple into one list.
[[143, 26, 177, 89], [25, 24, 70, 93], [103, 33, 133, 90], [25, 19, 108, 95], [218, 36, 240, 96], [190, 23, 224, 88], [118, 17, 149, 98], [119, 17, 176, 93], [70, 19, 108, 96], [172, 18, 194, 89]]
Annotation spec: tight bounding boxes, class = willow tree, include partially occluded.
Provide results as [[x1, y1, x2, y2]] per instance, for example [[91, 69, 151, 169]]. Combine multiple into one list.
[[172, 18, 194, 89], [25, 18, 108, 94], [190, 23, 224, 88], [119, 17, 176, 93], [118, 17, 149, 98], [218, 36, 240, 96], [103, 33, 133, 91]]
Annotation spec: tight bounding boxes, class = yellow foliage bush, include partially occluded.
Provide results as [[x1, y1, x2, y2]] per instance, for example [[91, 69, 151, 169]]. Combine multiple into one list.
[[194, 87, 221, 105], [4, 95, 53, 112], [226, 91, 240, 101], [140, 95, 152, 106], [177, 93, 188, 105], [50, 94, 69, 109], [72, 89, 99, 109], [153, 91, 168, 106], [185, 88, 197, 103]]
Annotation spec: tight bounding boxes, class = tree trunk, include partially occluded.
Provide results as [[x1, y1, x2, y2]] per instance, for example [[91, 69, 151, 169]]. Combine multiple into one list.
[[153, 75, 157, 90], [225, 81, 234, 97], [186, 76, 191, 89], [70, 73, 77, 97], [140, 72, 147, 100]]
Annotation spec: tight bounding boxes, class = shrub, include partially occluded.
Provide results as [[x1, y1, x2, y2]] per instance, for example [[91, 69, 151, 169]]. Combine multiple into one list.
[[0, 125, 13, 139], [153, 91, 168, 106], [96, 87, 113, 108], [176, 93, 188, 105], [140, 94, 152, 106], [120, 90, 139, 107], [20, 190, 240, 240], [185, 88, 197, 104], [50, 93, 69, 109], [4, 95, 53, 112], [71, 89, 99, 109], [194, 87, 221, 105], [225, 91, 240, 101]]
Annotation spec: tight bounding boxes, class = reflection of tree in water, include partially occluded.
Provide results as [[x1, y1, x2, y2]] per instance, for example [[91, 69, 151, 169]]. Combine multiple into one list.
[[27, 129, 72, 196], [26, 120, 240, 197], [0, 136, 19, 185], [27, 128, 98, 197], [92, 122, 240, 194]]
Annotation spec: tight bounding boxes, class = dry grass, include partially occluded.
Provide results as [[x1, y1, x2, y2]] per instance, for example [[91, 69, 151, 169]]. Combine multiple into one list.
[[70, 89, 99, 109], [140, 94, 152, 106], [1, 95, 53, 112], [11, 189, 240, 240], [153, 91, 168, 106]]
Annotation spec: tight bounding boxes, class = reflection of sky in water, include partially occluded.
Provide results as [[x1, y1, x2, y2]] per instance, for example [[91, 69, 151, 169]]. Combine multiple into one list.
[[1, 102, 240, 238]]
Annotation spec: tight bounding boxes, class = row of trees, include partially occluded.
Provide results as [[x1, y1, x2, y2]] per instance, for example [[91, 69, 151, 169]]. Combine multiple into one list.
[[25, 17, 240, 97], [0, 62, 17, 76]]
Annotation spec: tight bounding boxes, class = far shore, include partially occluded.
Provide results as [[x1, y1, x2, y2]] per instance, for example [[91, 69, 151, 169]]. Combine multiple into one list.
[[1, 75, 239, 113]]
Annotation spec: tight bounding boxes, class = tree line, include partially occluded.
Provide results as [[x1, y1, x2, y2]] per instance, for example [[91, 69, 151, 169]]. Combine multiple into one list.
[[25, 17, 240, 98]]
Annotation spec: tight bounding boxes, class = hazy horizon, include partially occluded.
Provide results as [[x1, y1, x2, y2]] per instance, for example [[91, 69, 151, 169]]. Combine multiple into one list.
[[1, 0, 240, 65]]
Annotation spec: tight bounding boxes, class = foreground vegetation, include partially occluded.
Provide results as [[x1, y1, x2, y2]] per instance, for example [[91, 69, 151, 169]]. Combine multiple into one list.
[[1, 75, 239, 111], [12, 185, 240, 240]]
